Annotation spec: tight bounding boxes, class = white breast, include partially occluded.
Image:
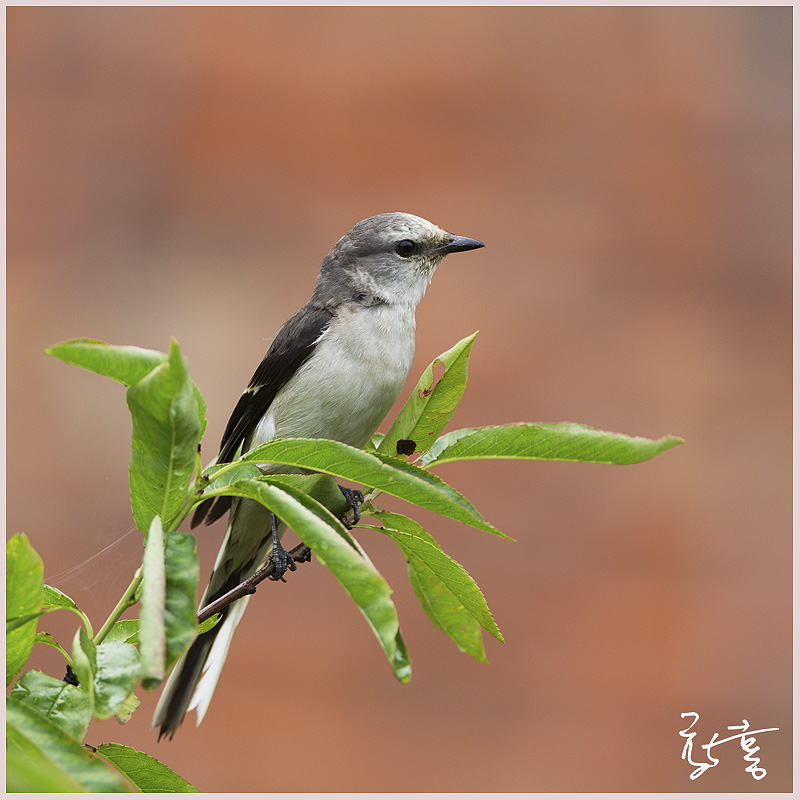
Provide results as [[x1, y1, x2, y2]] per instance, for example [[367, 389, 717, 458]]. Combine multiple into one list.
[[252, 302, 416, 451]]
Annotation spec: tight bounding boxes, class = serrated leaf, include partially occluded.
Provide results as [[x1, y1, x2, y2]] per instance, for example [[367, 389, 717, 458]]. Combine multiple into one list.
[[96, 743, 198, 792], [163, 531, 199, 671], [6, 534, 44, 685], [33, 631, 71, 661], [218, 480, 411, 682], [6, 721, 87, 792], [94, 642, 141, 720], [104, 619, 140, 645], [6, 697, 129, 792], [379, 332, 477, 459], [9, 669, 93, 740], [201, 467, 351, 523], [231, 438, 505, 538], [364, 507, 439, 545], [126, 340, 200, 533], [139, 515, 166, 689], [405, 555, 486, 661], [42, 584, 81, 613], [421, 423, 683, 467], [261, 474, 357, 548], [365, 509, 503, 661], [43, 584, 93, 634]]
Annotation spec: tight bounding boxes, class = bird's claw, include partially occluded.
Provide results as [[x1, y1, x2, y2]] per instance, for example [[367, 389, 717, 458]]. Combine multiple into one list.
[[269, 541, 297, 582], [338, 486, 364, 529]]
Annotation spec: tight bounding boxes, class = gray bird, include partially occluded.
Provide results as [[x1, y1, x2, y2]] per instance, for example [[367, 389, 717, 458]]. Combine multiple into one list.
[[152, 212, 484, 738]]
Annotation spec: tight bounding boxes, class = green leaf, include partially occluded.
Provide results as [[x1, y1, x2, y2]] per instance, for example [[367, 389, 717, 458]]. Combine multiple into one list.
[[201, 461, 264, 492], [202, 468, 351, 523], [43, 584, 93, 635], [93, 642, 141, 720], [6, 697, 129, 792], [379, 332, 477, 459], [219, 480, 411, 682], [71, 628, 97, 711], [134, 525, 200, 691], [104, 619, 140, 645], [193, 383, 209, 443], [6, 609, 52, 633], [261, 474, 357, 547], [421, 423, 684, 467], [7, 534, 44, 686], [33, 631, 72, 661], [9, 670, 93, 740], [139, 516, 166, 689], [114, 692, 140, 725], [197, 613, 221, 635], [126, 340, 200, 533], [6, 721, 87, 792], [203, 463, 339, 500], [45, 337, 208, 457], [365, 509, 503, 661], [42, 584, 81, 612], [231, 438, 505, 538], [45, 338, 167, 387], [96, 743, 198, 792], [163, 531, 199, 671]]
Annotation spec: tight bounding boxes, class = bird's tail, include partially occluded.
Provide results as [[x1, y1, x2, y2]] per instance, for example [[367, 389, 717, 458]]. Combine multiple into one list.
[[152, 498, 279, 739], [152, 594, 252, 739]]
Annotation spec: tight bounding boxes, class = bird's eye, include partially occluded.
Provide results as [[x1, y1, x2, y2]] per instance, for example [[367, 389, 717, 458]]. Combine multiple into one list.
[[395, 239, 417, 258]]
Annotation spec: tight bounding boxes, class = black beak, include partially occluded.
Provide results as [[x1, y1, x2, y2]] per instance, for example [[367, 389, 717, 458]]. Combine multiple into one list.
[[434, 234, 485, 255]]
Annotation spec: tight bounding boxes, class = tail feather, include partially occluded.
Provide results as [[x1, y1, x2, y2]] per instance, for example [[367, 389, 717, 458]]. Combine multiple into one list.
[[152, 622, 220, 739], [151, 498, 279, 738], [152, 596, 251, 739], [187, 595, 251, 724]]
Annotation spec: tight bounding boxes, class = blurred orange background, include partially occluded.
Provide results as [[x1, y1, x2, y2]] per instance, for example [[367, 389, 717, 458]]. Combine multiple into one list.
[[6, 6, 791, 793]]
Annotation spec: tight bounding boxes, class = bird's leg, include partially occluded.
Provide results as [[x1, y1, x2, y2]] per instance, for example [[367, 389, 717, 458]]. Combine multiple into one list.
[[338, 486, 364, 529], [268, 511, 296, 582]]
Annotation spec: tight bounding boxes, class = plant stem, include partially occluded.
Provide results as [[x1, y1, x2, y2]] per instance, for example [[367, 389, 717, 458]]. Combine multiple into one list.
[[77, 610, 95, 641], [93, 567, 143, 645], [197, 543, 311, 623]]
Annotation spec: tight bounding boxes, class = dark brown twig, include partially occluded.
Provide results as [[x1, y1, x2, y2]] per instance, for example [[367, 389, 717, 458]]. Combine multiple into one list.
[[196, 543, 312, 624]]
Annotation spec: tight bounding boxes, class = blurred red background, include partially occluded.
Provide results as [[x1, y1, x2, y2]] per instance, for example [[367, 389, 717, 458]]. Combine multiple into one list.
[[6, 6, 791, 793]]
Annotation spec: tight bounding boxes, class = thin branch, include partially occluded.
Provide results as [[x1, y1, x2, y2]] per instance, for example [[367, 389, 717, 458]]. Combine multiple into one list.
[[196, 543, 312, 624], [93, 567, 142, 645]]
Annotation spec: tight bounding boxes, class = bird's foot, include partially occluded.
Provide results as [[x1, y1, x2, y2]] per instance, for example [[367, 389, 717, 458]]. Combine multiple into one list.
[[267, 512, 297, 582], [338, 486, 364, 529], [268, 538, 297, 582]]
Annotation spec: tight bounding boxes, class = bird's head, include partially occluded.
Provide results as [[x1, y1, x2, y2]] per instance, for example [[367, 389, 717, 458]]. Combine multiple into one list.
[[315, 212, 484, 308]]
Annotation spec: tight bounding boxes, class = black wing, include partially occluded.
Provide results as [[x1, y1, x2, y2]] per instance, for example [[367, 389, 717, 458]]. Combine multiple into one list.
[[191, 303, 334, 528]]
